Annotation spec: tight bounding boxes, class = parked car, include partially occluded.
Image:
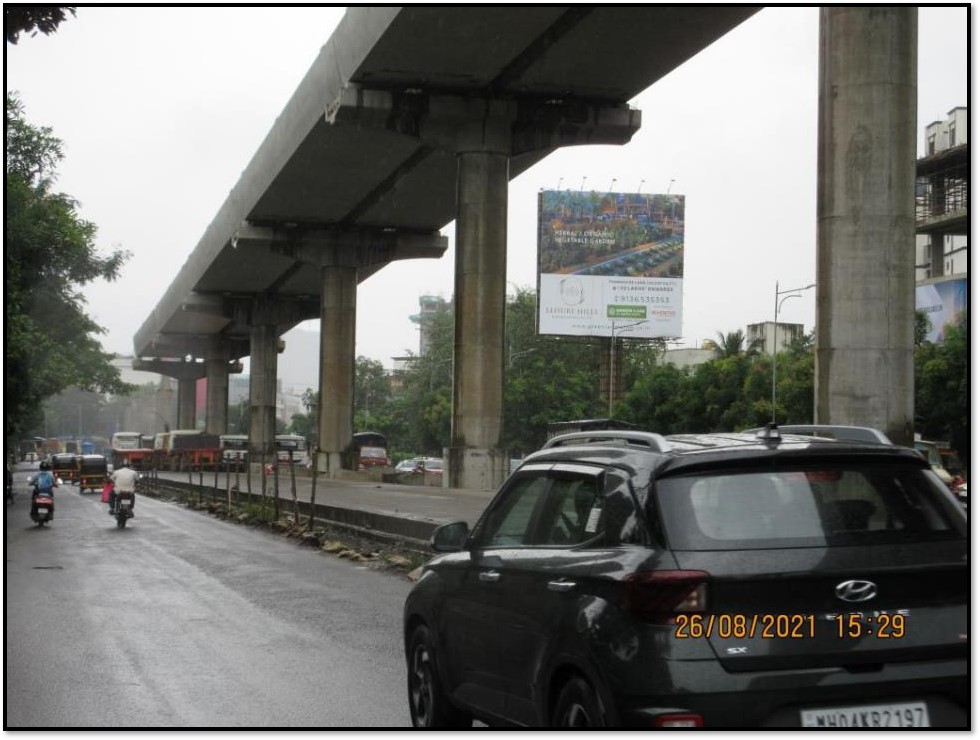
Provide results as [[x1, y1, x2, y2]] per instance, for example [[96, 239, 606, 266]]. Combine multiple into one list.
[[394, 457, 443, 478], [395, 458, 421, 474], [415, 457, 442, 476], [403, 425, 968, 728]]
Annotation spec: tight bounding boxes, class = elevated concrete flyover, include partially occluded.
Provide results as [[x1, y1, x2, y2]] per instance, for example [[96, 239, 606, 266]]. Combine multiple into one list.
[[134, 6, 762, 483]]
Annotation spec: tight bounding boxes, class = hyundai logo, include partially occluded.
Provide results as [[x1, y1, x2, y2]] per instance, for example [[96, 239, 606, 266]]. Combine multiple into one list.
[[835, 579, 877, 602]]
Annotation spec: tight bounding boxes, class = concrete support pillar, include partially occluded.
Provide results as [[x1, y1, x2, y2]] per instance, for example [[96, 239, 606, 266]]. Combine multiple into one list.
[[155, 379, 174, 432], [317, 258, 358, 476], [249, 323, 279, 456], [447, 150, 509, 489], [205, 358, 230, 435], [176, 378, 197, 430], [815, 7, 917, 446], [324, 88, 639, 489]]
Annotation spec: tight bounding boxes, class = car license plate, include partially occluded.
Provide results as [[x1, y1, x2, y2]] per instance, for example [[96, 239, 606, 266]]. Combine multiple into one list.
[[36, 507, 48, 515], [801, 702, 929, 728]]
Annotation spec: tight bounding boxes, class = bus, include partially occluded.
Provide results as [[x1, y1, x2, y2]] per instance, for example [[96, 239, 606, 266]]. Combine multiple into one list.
[[219, 434, 249, 469], [275, 434, 310, 466], [110, 431, 154, 470]]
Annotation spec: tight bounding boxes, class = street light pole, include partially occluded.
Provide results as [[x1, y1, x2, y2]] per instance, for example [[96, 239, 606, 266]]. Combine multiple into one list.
[[609, 321, 616, 418], [771, 280, 816, 422], [608, 319, 648, 417]]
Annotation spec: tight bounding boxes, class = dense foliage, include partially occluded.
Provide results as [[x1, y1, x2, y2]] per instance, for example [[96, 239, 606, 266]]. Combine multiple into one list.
[[915, 312, 969, 469], [5, 5, 75, 44], [281, 298, 969, 475], [5, 93, 133, 442]]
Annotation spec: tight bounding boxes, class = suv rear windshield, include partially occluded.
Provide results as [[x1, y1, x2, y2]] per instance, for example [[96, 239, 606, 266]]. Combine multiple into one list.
[[656, 464, 964, 551]]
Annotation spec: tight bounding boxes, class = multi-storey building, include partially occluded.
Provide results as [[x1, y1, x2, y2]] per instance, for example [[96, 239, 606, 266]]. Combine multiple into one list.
[[915, 106, 968, 343]]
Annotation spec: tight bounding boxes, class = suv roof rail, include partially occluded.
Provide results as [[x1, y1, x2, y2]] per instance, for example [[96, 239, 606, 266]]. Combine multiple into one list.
[[542, 430, 671, 452], [746, 424, 892, 445]]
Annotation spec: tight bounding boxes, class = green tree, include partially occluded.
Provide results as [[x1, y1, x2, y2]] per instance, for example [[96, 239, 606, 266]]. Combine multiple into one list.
[[287, 411, 314, 440], [6, 94, 134, 441], [40, 387, 105, 438], [705, 329, 763, 359], [915, 312, 969, 469], [353, 355, 390, 431], [227, 399, 249, 435], [771, 331, 815, 425], [373, 308, 454, 457], [914, 310, 931, 347], [5, 5, 76, 44], [502, 287, 601, 453], [287, 388, 319, 445], [619, 362, 692, 433]]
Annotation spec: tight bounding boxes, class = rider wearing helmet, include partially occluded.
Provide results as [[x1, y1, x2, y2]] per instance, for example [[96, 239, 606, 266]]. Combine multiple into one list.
[[31, 461, 58, 520]]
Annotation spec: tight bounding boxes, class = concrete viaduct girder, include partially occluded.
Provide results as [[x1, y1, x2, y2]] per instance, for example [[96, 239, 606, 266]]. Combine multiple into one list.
[[129, 7, 928, 483]]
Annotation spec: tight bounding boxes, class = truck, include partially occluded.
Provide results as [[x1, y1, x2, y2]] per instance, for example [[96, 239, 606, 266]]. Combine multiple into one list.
[[110, 431, 155, 470], [155, 429, 220, 471]]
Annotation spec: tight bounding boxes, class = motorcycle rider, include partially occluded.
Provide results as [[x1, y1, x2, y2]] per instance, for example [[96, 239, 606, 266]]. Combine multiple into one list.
[[31, 461, 57, 520], [108, 462, 139, 515]]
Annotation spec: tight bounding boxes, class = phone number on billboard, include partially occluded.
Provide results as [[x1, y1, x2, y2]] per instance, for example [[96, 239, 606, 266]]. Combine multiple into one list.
[[615, 296, 672, 305]]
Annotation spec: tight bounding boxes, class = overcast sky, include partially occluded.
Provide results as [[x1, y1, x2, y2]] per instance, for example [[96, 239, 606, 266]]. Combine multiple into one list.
[[6, 6, 969, 387]]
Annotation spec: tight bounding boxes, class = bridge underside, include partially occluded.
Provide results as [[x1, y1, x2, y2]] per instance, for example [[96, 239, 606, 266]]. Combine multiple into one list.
[[129, 7, 929, 484]]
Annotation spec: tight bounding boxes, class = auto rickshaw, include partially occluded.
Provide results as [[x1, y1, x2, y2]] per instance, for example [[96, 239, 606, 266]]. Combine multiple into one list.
[[77, 454, 109, 493], [50, 453, 78, 485]]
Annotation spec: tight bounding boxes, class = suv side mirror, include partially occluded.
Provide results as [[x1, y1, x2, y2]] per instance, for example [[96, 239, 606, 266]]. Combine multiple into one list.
[[431, 521, 469, 552]]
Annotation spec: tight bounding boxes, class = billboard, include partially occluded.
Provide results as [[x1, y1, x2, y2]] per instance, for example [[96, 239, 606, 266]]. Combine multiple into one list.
[[915, 276, 967, 344], [537, 190, 684, 338]]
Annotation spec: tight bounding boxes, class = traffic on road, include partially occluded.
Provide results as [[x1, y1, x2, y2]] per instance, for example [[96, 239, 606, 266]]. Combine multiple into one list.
[[6, 423, 969, 728]]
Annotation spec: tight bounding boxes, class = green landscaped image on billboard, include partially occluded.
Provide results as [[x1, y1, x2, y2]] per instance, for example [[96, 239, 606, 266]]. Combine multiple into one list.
[[537, 190, 684, 338]]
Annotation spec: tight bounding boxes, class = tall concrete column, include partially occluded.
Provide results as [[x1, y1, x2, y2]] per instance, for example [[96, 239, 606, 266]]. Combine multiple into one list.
[[155, 378, 174, 432], [448, 149, 509, 490], [815, 7, 917, 445], [249, 323, 279, 456], [176, 378, 197, 429], [205, 358, 230, 435], [324, 88, 639, 488], [133, 357, 208, 431], [317, 258, 358, 476]]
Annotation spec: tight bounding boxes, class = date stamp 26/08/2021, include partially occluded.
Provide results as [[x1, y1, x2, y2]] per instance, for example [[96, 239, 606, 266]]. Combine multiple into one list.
[[673, 612, 907, 640]]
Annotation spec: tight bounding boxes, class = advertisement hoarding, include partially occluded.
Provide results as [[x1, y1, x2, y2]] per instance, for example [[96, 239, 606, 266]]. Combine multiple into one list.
[[537, 190, 684, 339], [915, 276, 967, 344]]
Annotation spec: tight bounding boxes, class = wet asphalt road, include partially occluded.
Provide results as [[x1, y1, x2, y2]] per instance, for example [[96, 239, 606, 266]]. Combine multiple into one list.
[[5, 466, 414, 728]]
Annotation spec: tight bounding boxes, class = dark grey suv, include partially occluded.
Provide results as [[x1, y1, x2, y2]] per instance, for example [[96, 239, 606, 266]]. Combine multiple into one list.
[[402, 426, 968, 728]]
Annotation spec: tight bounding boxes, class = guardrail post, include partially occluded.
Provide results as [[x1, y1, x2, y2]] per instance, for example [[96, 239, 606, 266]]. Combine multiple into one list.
[[309, 448, 319, 530], [289, 451, 298, 521]]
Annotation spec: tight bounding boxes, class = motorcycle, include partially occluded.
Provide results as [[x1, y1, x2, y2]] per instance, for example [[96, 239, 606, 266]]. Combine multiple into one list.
[[31, 491, 54, 527], [111, 490, 135, 528]]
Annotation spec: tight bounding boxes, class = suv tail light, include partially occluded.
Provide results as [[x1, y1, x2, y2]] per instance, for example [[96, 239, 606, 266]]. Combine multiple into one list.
[[623, 570, 709, 623], [654, 713, 704, 728]]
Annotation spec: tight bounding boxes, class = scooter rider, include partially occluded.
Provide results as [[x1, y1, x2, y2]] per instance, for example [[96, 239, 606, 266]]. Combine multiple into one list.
[[31, 461, 58, 519], [109, 463, 139, 515]]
